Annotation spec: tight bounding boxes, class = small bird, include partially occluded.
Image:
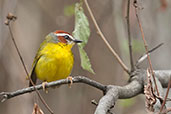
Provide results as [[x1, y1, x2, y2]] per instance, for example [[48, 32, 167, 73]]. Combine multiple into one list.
[[29, 30, 82, 87]]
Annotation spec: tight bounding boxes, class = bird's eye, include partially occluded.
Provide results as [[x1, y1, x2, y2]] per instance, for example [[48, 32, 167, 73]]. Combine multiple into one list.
[[64, 35, 70, 39]]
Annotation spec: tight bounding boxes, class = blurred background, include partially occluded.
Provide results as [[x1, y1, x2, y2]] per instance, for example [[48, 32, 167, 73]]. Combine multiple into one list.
[[0, 0, 171, 114]]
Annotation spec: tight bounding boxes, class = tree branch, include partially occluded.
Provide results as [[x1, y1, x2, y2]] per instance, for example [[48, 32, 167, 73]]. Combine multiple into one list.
[[126, 0, 135, 72], [95, 86, 119, 114], [95, 69, 171, 114], [154, 70, 171, 88], [0, 76, 106, 102], [0, 70, 170, 113], [95, 79, 143, 114]]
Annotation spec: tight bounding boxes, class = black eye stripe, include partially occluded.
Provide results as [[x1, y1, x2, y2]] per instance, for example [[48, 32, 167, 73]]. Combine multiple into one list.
[[64, 35, 73, 41], [64, 35, 69, 39]]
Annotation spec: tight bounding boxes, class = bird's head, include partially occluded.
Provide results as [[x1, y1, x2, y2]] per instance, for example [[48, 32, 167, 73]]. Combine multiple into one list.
[[47, 30, 82, 45]]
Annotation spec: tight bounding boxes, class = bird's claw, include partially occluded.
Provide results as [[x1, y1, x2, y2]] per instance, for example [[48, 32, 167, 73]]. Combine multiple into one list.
[[67, 76, 73, 88], [42, 82, 48, 93]]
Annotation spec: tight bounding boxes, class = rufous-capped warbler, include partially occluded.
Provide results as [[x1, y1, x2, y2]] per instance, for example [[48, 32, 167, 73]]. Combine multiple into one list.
[[29, 30, 82, 86]]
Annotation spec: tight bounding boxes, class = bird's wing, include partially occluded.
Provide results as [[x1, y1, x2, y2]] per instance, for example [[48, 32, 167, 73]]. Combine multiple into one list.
[[29, 35, 50, 87], [29, 52, 43, 87]]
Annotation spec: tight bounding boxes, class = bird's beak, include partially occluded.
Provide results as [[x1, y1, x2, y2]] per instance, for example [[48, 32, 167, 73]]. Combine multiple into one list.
[[73, 39, 83, 43]]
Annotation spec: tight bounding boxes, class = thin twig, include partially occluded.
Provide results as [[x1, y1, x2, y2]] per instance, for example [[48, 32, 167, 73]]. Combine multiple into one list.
[[133, 0, 160, 96], [148, 43, 163, 54], [0, 76, 106, 101], [126, 0, 134, 72], [5, 13, 54, 114], [84, 0, 130, 74], [8, 24, 29, 76], [159, 78, 171, 113], [136, 43, 164, 66]]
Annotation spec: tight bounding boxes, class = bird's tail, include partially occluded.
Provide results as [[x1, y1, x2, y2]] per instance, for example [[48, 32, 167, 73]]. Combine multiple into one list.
[[29, 70, 37, 87]]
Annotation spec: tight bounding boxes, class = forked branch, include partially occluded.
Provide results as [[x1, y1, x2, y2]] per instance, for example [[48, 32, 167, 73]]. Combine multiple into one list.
[[1, 70, 170, 113]]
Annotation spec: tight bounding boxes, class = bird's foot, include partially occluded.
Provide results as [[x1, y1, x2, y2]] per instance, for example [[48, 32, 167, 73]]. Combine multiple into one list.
[[42, 82, 48, 93], [67, 76, 73, 88]]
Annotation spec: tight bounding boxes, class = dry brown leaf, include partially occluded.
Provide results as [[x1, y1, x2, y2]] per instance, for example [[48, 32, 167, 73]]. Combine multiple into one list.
[[144, 69, 156, 112], [32, 103, 44, 114]]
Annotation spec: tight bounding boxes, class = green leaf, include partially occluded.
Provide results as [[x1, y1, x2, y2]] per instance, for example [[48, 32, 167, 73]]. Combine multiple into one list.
[[72, 3, 95, 74], [78, 47, 95, 74]]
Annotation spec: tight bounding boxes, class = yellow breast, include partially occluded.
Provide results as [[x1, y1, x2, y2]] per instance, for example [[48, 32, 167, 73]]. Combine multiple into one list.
[[35, 42, 74, 82]]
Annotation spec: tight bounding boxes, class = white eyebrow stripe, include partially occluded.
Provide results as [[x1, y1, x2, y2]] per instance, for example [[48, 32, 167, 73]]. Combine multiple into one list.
[[55, 33, 75, 40]]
